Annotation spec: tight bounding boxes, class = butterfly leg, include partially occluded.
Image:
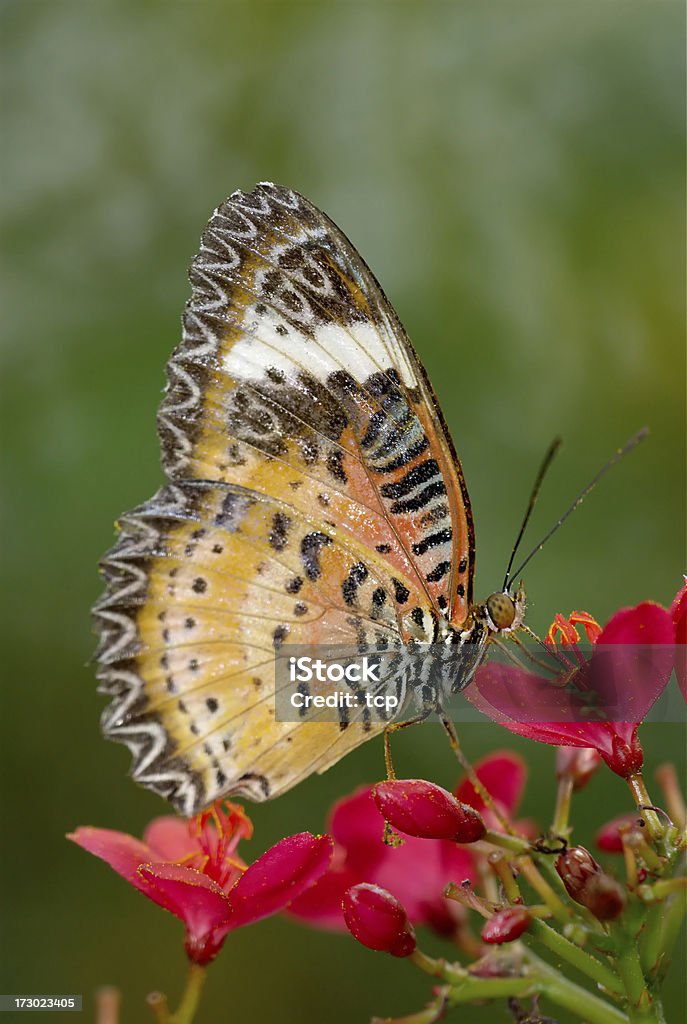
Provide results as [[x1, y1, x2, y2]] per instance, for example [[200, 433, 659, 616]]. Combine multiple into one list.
[[381, 710, 432, 847], [383, 710, 432, 781], [439, 713, 515, 835]]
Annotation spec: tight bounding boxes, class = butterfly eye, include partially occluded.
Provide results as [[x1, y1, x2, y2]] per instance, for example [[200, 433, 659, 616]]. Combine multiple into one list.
[[486, 592, 517, 631]]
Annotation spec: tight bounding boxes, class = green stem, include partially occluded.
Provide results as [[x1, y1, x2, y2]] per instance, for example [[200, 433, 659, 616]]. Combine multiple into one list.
[[640, 901, 666, 976], [528, 951, 629, 1024], [552, 776, 574, 836], [371, 992, 449, 1024], [410, 949, 466, 986], [169, 963, 207, 1024], [445, 952, 628, 1024], [611, 925, 664, 1024], [446, 975, 540, 1003], [645, 886, 687, 982], [147, 992, 170, 1024], [483, 828, 529, 854], [517, 857, 569, 924], [527, 919, 622, 996], [627, 774, 663, 844]]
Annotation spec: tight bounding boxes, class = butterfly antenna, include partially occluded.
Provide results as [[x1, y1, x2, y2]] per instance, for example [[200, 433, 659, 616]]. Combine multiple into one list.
[[507, 427, 649, 584], [502, 437, 562, 591]]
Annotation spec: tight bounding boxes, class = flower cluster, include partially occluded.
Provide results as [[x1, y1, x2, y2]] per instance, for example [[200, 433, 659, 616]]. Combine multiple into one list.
[[72, 584, 686, 1023], [291, 586, 686, 1024]]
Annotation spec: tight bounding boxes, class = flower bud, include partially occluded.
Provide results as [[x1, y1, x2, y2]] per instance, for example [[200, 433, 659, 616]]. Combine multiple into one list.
[[556, 846, 625, 920], [556, 747, 601, 790], [481, 907, 532, 944], [556, 846, 598, 892], [584, 873, 627, 921], [373, 780, 486, 843], [342, 884, 416, 957], [595, 814, 639, 853], [601, 730, 644, 777]]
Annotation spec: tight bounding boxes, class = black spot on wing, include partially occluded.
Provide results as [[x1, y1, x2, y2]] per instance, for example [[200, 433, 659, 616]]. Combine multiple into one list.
[[273, 624, 290, 649], [268, 512, 291, 551], [426, 560, 451, 583], [300, 532, 332, 581], [341, 562, 369, 606], [326, 449, 348, 484]]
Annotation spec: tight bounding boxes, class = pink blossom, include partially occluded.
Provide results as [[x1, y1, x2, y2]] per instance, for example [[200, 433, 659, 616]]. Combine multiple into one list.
[[466, 600, 675, 777], [69, 802, 332, 964]]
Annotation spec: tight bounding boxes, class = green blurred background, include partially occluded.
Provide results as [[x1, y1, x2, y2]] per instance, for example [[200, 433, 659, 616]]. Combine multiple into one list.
[[2, 2, 684, 1021]]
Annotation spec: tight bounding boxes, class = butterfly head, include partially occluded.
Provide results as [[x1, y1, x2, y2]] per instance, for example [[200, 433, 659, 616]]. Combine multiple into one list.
[[483, 582, 526, 635]]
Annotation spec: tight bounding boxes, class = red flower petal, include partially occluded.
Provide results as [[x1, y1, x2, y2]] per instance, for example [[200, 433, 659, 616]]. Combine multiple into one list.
[[600, 601, 674, 646], [139, 862, 232, 946], [68, 827, 158, 894], [455, 751, 526, 817], [144, 817, 199, 861], [373, 780, 485, 843], [329, 787, 388, 874], [671, 580, 687, 701], [226, 833, 333, 930], [286, 865, 360, 930], [373, 836, 475, 924]]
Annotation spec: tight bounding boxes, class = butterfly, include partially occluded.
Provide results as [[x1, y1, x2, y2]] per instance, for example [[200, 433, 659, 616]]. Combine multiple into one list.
[[94, 182, 527, 816]]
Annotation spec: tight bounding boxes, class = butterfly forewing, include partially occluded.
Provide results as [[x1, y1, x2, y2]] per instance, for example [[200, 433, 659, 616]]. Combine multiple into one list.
[[158, 183, 474, 619]]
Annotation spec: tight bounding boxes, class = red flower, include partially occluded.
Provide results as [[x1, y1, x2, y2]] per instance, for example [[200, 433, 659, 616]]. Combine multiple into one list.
[[289, 751, 527, 936], [466, 599, 676, 778], [343, 884, 416, 957], [69, 802, 332, 964]]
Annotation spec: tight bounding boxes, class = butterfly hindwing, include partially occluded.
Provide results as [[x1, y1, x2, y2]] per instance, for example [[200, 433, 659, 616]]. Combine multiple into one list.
[[95, 481, 429, 813]]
